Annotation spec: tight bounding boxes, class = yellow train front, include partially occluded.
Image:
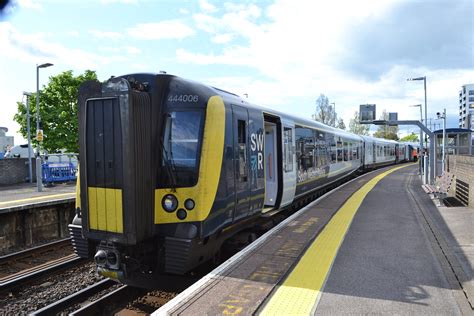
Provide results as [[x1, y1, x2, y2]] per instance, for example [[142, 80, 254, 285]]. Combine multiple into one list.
[[69, 73, 266, 287]]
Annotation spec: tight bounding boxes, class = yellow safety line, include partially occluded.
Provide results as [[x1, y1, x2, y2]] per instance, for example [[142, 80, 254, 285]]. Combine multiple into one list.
[[260, 164, 412, 315], [0, 192, 75, 207]]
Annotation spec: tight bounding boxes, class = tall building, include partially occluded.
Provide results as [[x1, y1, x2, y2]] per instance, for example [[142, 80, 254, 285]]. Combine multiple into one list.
[[459, 83, 474, 130], [0, 127, 14, 153]]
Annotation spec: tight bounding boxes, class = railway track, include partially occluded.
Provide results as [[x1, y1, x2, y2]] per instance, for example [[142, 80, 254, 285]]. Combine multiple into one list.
[[0, 238, 84, 293], [0, 238, 73, 277], [32, 279, 178, 315]]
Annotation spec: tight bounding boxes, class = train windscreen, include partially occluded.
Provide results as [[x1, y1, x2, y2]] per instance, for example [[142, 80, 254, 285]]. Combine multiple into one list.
[[157, 110, 203, 188]]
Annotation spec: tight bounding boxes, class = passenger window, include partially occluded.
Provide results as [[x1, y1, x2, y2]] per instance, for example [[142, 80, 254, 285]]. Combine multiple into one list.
[[283, 128, 293, 172], [238, 120, 247, 181], [330, 142, 337, 163], [337, 141, 343, 162], [343, 142, 348, 161]]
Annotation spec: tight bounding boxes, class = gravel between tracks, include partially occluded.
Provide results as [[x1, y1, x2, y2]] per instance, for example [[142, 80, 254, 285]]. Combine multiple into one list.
[[0, 261, 104, 315]]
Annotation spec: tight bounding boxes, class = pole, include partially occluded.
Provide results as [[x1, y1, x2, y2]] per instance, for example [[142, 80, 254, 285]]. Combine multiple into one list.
[[418, 105, 423, 175], [36, 65, 42, 191], [424, 77, 427, 148], [442, 109, 446, 174], [25, 94, 33, 184]]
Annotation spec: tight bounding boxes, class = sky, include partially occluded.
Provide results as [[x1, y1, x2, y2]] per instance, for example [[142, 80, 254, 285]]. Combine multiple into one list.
[[0, 0, 473, 146]]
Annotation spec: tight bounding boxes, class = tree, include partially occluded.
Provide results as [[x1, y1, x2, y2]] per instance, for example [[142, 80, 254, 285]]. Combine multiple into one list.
[[14, 70, 97, 153], [400, 132, 419, 142], [313, 94, 336, 126], [348, 111, 370, 135], [372, 109, 399, 140], [336, 118, 346, 130]]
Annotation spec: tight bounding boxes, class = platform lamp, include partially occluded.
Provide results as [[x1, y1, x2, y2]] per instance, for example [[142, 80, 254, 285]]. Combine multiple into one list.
[[36, 62, 54, 192], [407, 76, 427, 146]]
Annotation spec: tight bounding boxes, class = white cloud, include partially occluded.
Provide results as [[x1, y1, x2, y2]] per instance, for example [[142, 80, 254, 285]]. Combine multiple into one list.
[[211, 33, 232, 44], [88, 30, 122, 40], [199, 0, 218, 13], [179, 0, 473, 131], [127, 20, 195, 40], [125, 46, 141, 54], [16, 0, 42, 10], [0, 22, 126, 69]]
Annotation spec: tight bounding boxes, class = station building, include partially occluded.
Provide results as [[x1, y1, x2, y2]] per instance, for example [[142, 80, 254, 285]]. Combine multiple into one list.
[[459, 83, 474, 130]]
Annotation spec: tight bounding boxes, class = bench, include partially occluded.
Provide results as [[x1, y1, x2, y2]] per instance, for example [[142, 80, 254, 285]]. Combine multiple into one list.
[[422, 171, 454, 198]]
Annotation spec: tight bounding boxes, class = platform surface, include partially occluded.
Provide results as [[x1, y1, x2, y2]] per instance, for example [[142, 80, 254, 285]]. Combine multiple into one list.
[[155, 164, 473, 315], [0, 182, 75, 212]]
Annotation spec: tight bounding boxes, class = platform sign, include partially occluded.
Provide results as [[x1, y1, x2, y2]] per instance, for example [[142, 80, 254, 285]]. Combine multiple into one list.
[[359, 104, 376, 123], [36, 129, 43, 142]]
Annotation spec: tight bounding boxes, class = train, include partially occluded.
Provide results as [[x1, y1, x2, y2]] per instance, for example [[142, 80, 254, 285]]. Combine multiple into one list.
[[68, 73, 418, 287]]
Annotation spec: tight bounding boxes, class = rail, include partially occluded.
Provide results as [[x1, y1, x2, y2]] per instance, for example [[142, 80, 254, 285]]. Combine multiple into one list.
[[31, 278, 118, 316]]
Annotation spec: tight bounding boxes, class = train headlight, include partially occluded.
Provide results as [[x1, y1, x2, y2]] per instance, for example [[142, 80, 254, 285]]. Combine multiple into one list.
[[94, 250, 107, 266], [184, 198, 195, 210], [162, 194, 178, 212], [177, 208, 187, 220]]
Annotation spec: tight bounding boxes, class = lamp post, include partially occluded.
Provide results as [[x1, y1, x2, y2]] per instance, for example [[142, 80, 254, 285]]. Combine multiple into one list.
[[23, 92, 33, 184], [36, 62, 54, 192], [407, 76, 427, 144], [330, 102, 336, 127], [410, 104, 423, 175]]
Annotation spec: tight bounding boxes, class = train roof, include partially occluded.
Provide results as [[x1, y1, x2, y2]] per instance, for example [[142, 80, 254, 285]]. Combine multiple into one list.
[[123, 73, 410, 146]]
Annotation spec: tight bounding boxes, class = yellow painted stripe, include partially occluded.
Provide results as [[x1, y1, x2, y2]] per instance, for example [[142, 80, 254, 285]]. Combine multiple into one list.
[[88, 187, 98, 230], [115, 190, 123, 233], [0, 193, 75, 208], [105, 188, 117, 232], [88, 187, 123, 233], [260, 164, 412, 315]]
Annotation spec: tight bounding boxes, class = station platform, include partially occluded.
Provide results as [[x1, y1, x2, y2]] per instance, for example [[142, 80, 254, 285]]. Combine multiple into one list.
[[0, 182, 75, 213], [155, 164, 474, 315]]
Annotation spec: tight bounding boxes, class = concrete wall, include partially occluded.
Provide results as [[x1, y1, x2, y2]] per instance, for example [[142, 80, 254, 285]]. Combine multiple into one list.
[[0, 158, 37, 185], [447, 155, 474, 207], [0, 202, 74, 251]]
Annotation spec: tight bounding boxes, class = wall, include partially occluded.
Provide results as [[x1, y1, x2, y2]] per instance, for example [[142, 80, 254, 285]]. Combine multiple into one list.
[[0, 202, 75, 251], [0, 158, 37, 185], [447, 155, 474, 207]]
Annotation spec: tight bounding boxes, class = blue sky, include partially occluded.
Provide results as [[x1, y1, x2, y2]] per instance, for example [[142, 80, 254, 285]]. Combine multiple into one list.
[[0, 0, 473, 145]]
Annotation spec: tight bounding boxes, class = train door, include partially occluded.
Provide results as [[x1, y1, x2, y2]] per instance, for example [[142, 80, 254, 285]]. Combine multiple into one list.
[[372, 142, 376, 164], [232, 105, 250, 220], [280, 122, 296, 208], [264, 120, 280, 208], [395, 144, 399, 163], [264, 122, 277, 207]]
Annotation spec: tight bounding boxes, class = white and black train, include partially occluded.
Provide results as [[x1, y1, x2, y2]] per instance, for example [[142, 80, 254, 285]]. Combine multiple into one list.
[[69, 73, 419, 287]]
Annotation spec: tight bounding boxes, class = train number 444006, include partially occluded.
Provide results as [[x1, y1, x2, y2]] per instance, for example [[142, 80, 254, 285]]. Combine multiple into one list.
[[168, 94, 199, 103]]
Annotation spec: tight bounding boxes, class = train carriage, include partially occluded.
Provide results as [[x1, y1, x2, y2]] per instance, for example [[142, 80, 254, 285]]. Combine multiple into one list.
[[69, 73, 408, 287]]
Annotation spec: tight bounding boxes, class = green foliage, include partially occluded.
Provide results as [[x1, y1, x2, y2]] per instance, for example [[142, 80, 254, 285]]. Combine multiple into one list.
[[14, 70, 97, 153], [372, 109, 399, 140], [348, 111, 370, 135], [314, 94, 336, 126], [336, 118, 346, 130], [400, 132, 419, 142]]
